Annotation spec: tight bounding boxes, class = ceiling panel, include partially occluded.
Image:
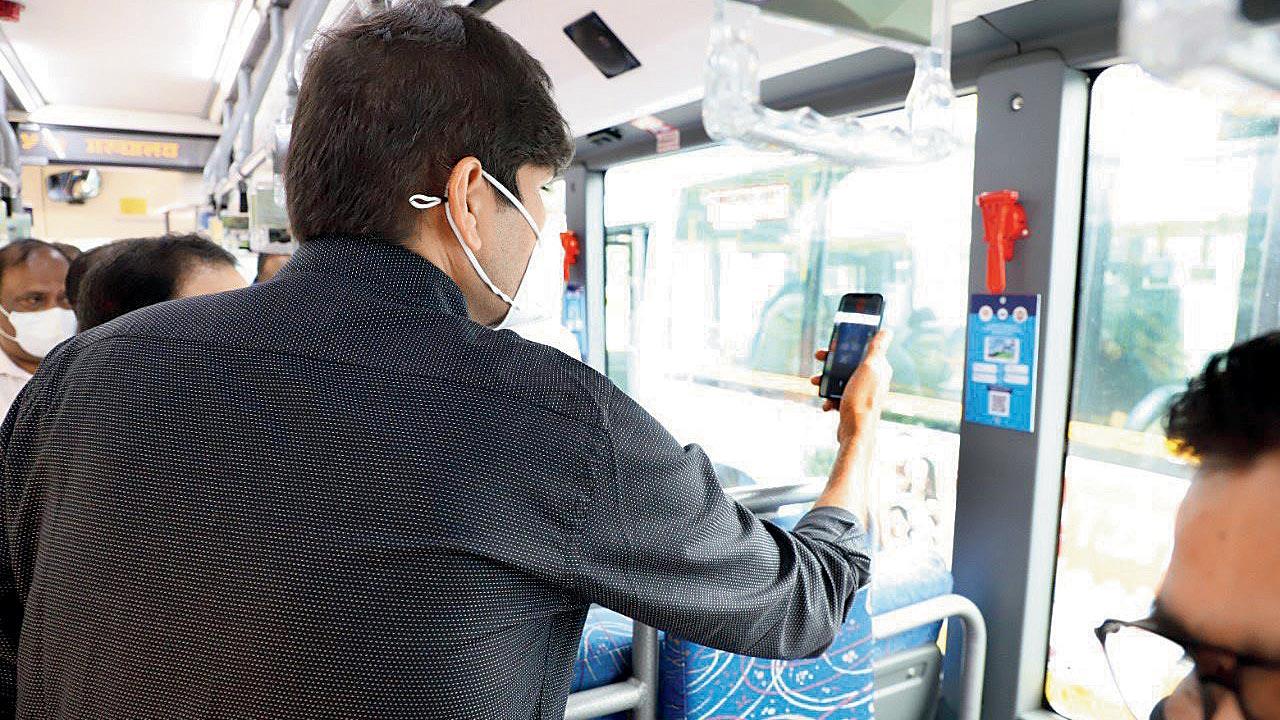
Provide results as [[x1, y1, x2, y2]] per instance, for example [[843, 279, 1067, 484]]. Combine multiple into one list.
[[4, 0, 237, 115], [488, 0, 1033, 137]]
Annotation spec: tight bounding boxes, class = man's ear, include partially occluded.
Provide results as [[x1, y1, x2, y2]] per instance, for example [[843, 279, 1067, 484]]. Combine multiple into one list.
[[446, 157, 486, 252]]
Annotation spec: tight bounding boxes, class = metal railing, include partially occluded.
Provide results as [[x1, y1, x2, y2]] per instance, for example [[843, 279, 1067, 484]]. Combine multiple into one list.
[[563, 622, 658, 720], [727, 480, 825, 513], [873, 593, 988, 720]]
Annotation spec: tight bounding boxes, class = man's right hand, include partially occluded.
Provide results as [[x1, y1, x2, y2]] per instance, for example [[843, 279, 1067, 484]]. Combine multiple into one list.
[[811, 330, 893, 449]]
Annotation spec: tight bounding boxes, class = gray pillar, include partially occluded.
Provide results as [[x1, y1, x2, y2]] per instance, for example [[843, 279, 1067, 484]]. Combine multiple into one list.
[[564, 164, 607, 372], [944, 50, 1088, 720]]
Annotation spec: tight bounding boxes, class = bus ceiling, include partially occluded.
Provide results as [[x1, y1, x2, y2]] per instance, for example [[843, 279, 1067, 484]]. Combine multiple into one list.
[[0, 0, 1074, 166], [0, 0, 1269, 189]]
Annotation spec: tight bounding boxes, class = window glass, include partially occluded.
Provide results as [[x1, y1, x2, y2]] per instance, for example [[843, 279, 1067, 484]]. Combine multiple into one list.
[[1046, 64, 1280, 719], [603, 95, 977, 559]]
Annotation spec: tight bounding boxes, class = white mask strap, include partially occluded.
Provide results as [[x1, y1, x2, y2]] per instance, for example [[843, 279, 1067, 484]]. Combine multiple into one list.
[[406, 170, 540, 309], [479, 169, 540, 236], [0, 306, 15, 342], [408, 195, 442, 210]]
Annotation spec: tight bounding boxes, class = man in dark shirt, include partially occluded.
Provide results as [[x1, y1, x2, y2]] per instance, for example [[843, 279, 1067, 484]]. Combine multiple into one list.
[[0, 2, 885, 718]]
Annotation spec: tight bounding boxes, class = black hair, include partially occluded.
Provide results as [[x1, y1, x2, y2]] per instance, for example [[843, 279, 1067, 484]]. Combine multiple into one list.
[[65, 243, 120, 312], [75, 234, 238, 331], [51, 242, 82, 262], [1165, 331, 1280, 467], [0, 238, 74, 293], [285, 0, 573, 244]]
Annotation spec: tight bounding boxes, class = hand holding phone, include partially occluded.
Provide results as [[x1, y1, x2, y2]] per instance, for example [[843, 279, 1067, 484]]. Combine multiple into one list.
[[819, 294, 884, 400], [811, 294, 892, 448], [813, 331, 893, 444]]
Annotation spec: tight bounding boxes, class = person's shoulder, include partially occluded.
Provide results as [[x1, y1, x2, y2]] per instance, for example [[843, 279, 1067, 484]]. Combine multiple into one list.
[[468, 327, 615, 429], [104, 284, 260, 337]]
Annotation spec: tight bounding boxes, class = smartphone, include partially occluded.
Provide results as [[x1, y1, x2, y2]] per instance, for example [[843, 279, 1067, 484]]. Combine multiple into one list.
[[819, 293, 885, 400]]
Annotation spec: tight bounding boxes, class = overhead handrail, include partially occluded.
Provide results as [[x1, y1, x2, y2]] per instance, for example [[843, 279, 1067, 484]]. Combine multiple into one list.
[[1122, 0, 1280, 112], [204, 1, 289, 192], [703, 0, 961, 167]]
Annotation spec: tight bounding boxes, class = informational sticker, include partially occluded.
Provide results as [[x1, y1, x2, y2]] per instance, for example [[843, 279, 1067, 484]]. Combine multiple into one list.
[[963, 293, 1040, 433], [630, 115, 682, 154]]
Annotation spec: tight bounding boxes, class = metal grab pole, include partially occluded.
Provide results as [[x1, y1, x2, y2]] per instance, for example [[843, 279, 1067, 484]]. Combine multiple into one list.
[[203, 2, 288, 188], [726, 481, 825, 514], [631, 623, 658, 720], [0, 80, 19, 210], [563, 621, 659, 720], [235, 67, 252, 162], [563, 680, 645, 720]]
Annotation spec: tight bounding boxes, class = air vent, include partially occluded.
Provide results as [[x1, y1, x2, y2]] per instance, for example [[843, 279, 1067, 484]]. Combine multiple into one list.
[[563, 12, 641, 79], [587, 128, 624, 146]]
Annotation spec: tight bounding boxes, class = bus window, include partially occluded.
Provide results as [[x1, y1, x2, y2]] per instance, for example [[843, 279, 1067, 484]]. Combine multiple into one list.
[[543, 178, 568, 234], [603, 95, 978, 560], [1046, 64, 1280, 719]]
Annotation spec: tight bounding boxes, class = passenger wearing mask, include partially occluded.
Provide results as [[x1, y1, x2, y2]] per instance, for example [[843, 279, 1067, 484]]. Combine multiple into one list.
[[0, 239, 76, 418], [0, 3, 884, 717], [1097, 331, 1280, 720], [73, 234, 246, 331]]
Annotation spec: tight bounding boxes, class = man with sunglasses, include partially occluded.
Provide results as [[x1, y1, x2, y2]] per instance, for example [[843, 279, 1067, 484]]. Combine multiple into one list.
[[1096, 331, 1280, 720]]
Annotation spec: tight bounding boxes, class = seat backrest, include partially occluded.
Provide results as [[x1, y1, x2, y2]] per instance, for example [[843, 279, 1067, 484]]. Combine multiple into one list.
[[659, 589, 876, 720]]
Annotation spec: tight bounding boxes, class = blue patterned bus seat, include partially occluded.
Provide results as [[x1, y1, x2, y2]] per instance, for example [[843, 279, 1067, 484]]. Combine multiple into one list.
[[659, 590, 876, 720], [574, 605, 637, 693], [868, 546, 953, 657]]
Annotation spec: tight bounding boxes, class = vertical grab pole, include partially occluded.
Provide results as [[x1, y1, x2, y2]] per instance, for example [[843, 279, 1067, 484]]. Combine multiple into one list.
[[632, 622, 659, 720], [563, 164, 607, 372], [946, 50, 1088, 720]]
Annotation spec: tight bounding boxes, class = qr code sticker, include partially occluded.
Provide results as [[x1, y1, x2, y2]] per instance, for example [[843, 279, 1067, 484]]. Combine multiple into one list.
[[988, 389, 1011, 418]]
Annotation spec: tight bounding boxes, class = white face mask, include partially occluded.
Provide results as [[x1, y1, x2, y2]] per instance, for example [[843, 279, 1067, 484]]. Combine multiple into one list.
[[410, 170, 564, 334], [0, 305, 77, 359]]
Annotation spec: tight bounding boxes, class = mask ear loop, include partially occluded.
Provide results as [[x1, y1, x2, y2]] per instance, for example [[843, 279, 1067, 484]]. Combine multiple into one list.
[[408, 195, 442, 210], [407, 193, 517, 306], [0, 305, 18, 343]]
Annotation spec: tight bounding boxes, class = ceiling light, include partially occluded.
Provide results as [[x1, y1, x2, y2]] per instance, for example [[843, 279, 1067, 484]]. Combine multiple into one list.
[[0, 31, 42, 111], [216, 6, 263, 96], [211, 0, 258, 81], [207, 2, 264, 120]]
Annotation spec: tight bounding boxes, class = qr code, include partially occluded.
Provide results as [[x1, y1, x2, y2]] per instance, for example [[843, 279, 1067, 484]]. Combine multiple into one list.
[[988, 389, 1011, 418]]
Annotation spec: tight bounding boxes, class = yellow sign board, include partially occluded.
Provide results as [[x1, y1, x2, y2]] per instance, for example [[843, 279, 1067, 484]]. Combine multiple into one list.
[[119, 197, 148, 216], [85, 138, 181, 161]]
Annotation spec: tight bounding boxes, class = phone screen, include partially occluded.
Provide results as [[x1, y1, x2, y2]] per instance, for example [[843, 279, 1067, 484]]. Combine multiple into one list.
[[820, 294, 884, 400]]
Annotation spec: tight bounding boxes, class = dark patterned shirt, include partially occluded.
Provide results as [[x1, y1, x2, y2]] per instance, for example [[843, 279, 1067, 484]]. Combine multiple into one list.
[[0, 238, 870, 719]]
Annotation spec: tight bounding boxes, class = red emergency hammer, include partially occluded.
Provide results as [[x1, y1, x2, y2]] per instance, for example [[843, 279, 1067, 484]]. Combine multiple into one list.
[[561, 231, 581, 282], [977, 190, 1030, 294]]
